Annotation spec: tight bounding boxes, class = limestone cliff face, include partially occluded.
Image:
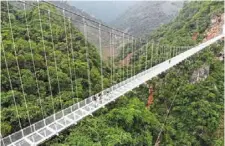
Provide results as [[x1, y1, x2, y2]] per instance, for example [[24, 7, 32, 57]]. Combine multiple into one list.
[[203, 13, 224, 42], [190, 65, 210, 83]]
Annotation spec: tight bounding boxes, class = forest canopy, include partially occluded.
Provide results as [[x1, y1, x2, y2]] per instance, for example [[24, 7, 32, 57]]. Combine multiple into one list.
[[1, 1, 224, 146]]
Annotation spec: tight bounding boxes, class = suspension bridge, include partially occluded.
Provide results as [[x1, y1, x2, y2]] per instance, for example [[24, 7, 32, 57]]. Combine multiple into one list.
[[1, 1, 224, 146]]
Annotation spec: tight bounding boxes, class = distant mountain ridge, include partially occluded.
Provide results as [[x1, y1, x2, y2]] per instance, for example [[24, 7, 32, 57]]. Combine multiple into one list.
[[111, 1, 184, 37], [50, 1, 104, 24]]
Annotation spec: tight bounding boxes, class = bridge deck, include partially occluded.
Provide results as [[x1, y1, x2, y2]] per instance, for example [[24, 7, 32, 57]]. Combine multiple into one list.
[[1, 35, 223, 146]]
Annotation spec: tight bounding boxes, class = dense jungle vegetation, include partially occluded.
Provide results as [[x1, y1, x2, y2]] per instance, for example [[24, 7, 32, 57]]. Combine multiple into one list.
[[1, 1, 224, 146], [1, 1, 112, 136]]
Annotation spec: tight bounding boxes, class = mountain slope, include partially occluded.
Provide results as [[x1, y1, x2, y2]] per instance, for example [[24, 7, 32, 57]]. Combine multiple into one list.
[[111, 1, 183, 37], [45, 1, 224, 146], [1, 1, 111, 137]]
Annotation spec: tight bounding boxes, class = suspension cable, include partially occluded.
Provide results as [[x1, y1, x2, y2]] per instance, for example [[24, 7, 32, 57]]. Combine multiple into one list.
[[133, 39, 136, 76], [122, 33, 125, 80], [139, 38, 142, 73], [41, 0, 143, 41], [7, 0, 32, 130], [23, 1, 45, 119], [37, 0, 56, 122], [113, 33, 117, 83], [156, 42, 160, 64], [83, 16, 92, 96], [131, 37, 134, 77], [48, 9, 64, 111], [127, 36, 130, 79], [68, 17, 79, 102], [145, 41, 148, 70], [98, 23, 104, 92], [112, 30, 115, 85], [151, 41, 154, 67], [1, 42, 24, 137], [169, 46, 172, 59], [63, 9, 75, 107], [17, 0, 147, 43], [109, 31, 113, 86]]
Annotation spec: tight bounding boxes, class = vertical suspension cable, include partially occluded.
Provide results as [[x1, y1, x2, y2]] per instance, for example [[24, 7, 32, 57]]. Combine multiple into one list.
[[98, 23, 104, 92], [131, 37, 134, 77], [122, 33, 125, 80], [154, 42, 157, 66], [83, 16, 92, 96], [175, 46, 177, 56], [114, 33, 117, 83], [151, 41, 154, 67], [23, 2, 45, 125], [126, 36, 130, 79], [109, 31, 113, 86], [1, 43, 24, 137], [161, 45, 163, 62], [163, 46, 166, 62], [145, 40, 148, 70], [154, 43, 157, 65], [133, 39, 136, 76], [48, 9, 63, 111], [178, 46, 180, 55], [164, 45, 165, 61], [161, 45, 162, 62], [167, 46, 169, 60], [162, 45, 164, 62], [68, 17, 79, 102], [156, 42, 160, 64], [37, 0, 56, 120], [173, 46, 175, 57], [63, 9, 74, 107], [112, 31, 116, 85], [139, 38, 142, 73], [168, 46, 171, 60], [158, 45, 160, 63], [7, 0, 32, 129], [158, 43, 161, 64], [176, 46, 178, 56]]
